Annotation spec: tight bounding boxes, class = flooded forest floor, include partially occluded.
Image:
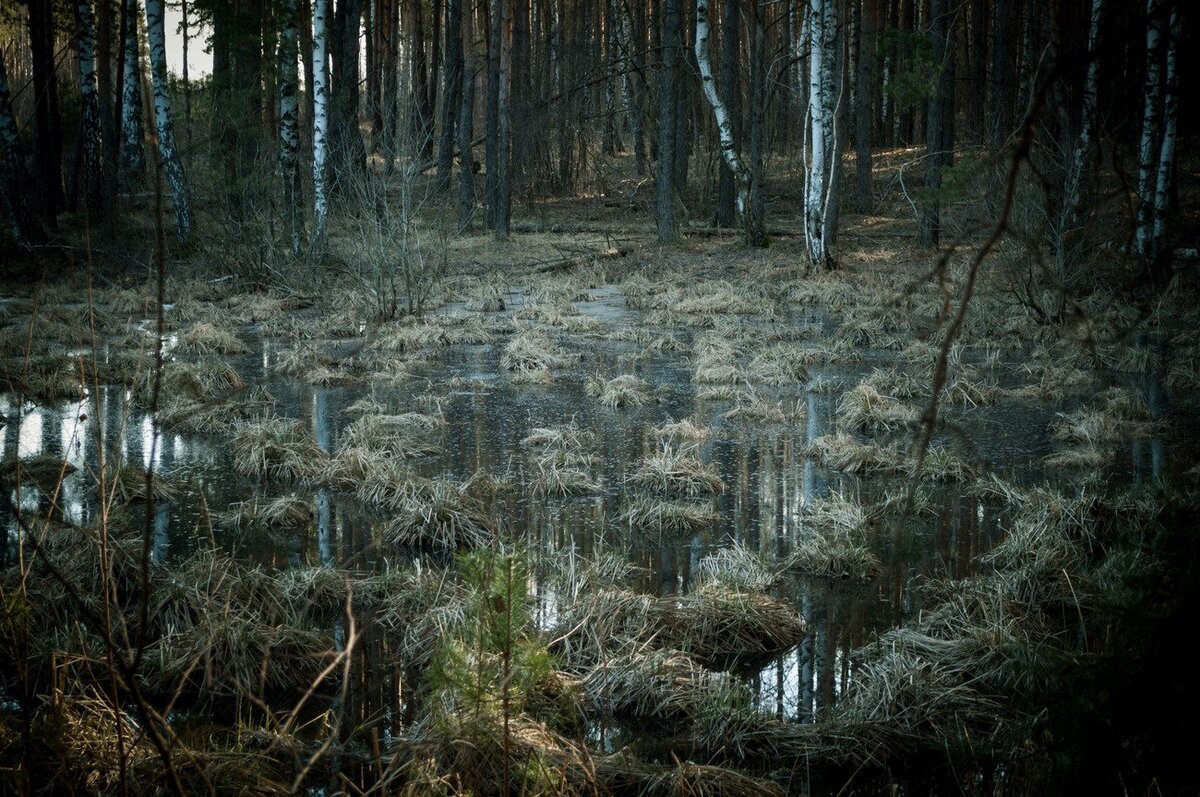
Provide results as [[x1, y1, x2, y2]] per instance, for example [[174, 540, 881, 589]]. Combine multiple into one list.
[[3, 153, 1200, 794]]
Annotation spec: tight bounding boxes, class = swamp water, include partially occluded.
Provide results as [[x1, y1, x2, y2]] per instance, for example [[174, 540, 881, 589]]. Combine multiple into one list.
[[0, 282, 1184, 751]]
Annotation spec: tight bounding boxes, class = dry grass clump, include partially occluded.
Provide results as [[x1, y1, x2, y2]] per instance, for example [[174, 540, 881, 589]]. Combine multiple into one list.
[[582, 649, 738, 722], [218, 494, 312, 530], [697, 542, 781, 591], [943, 367, 1001, 406], [465, 278, 508, 311], [276, 566, 352, 618], [656, 587, 807, 668], [691, 336, 747, 385], [674, 281, 774, 317], [627, 442, 725, 496], [619, 496, 721, 535], [105, 463, 182, 504], [651, 417, 711, 443], [231, 417, 329, 482], [550, 589, 659, 666], [523, 422, 604, 496], [911, 446, 975, 482], [502, 329, 579, 373], [785, 526, 881, 581], [587, 373, 655, 408], [380, 477, 497, 550], [721, 392, 792, 423], [805, 433, 902, 473], [746, 344, 810, 385], [0, 455, 77, 492], [375, 568, 470, 669], [341, 411, 443, 459], [837, 383, 919, 432], [800, 491, 869, 533], [176, 321, 250, 355]]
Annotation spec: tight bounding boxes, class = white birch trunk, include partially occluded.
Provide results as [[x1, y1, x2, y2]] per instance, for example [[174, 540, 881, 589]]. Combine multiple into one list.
[[695, 0, 752, 232], [279, 0, 302, 256], [145, 0, 191, 239], [1135, 0, 1163, 266], [312, 0, 330, 247], [804, 0, 840, 269], [120, 0, 144, 174], [1151, 6, 1178, 250], [76, 0, 104, 209]]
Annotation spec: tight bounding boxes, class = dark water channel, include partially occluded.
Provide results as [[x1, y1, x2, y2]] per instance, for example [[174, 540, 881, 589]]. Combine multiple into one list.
[[0, 284, 1180, 727]]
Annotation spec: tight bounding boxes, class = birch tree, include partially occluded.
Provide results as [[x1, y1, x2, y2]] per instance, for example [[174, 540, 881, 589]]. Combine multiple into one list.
[[1136, 0, 1179, 282], [696, 0, 765, 246], [803, 0, 843, 269], [312, 0, 330, 247], [145, 0, 192, 240], [76, 0, 105, 213], [120, 0, 145, 175], [279, 0, 303, 256]]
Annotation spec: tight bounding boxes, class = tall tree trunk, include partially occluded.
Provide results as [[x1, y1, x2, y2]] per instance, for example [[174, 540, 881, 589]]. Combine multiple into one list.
[[697, 0, 763, 244], [76, 0, 106, 215], [458, 0, 477, 232], [28, 0, 64, 224], [120, 0, 145, 176], [280, 0, 304, 256], [629, 0, 648, 176], [408, 0, 432, 156], [967, 0, 987, 141], [918, 0, 954, 247], [438, 0, 465, 191], [0, 50, 44, 247], [495, 0, 512, 239], [657, 0, 680, 243], [313, 0, 331, 246], [1136, 0, 1179, 282], [854, 0, 875, 214], [182, 0, 193, 147], [330, 0, 365, 189], [486, 0, 500, 226], [748, 0, 765, 239], [300, 0, 315, 148], [97, 0, 116, 208], [715, 0, 740, 228], [383, 0, 400, 168], [145, 0, 192, 239], [804, 0, 842, 269]]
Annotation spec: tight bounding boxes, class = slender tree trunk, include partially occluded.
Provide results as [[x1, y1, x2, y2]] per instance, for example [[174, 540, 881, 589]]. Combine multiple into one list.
[[748, 0, 765, 239], [495, 0, 512, 239], [280, 0, 303, 256], [657, 0, 680, 243], [28, 0, 64, 224], [77, 0, 106, 215], [300, 0, 315, 147], [715, 0, 740, 228], [1136, 0, 1179, 282], [438, 0, 465, 190], [182, 0, 192, 147], [120, 0, 145, 176], [97, 0, 116, 209], [313, 0, 331, 246], [918, 0, 954, 247], [804, 0, 842, 269], [458, 0, 477, 232], [145, 0, 192, 239], [383, 0, 400, 168], [854, 0, 875, 214], [486, 0, 500, 226], [0, 50, 44, 247], [629, 0, 648, 175], [330, 0, 365, 189]]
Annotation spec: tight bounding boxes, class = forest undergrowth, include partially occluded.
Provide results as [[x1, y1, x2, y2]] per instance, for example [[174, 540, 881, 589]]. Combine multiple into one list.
[[1, 148, 1199, 795]]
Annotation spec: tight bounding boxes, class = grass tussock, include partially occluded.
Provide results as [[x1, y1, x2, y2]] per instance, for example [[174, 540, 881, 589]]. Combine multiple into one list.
[[582, 649, 738, 722], [838, 383, 918, 432], [627, 442, 724, 496], [697, 542, 781, 591], [218, 494, 312, 530], [380, 477, 497, 551], [587, 373, 656, 408], [619, 496, 720, 535], [651, 417, 711, 443], [502, 329, 579, 373], [231, 417, 330, 482], [176, 322, 251, 355], [805, 433, 902, 473], [524, 423, 604, 497]]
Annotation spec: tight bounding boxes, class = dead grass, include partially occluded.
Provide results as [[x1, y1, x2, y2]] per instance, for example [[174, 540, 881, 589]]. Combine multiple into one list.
[[380, 477, 497, 550], [805, 433, 902, 473], [582, 649, 738, 722], [837, 383, 919, 432], [502, 328, 579, 372], [619, 496, 721, 535], [177, 322, 251, 355], [587, 373, 655, 408], [627, 442, 725, 496], [231, 417, 329, 482], [697, 542, 781, 591]]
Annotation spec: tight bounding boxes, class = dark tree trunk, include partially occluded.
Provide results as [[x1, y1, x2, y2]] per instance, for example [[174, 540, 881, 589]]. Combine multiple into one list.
[[854, 0, 875, 214], [918, 0, 955, 247], [657, 0, 680, 242], [300, 0, 315, 148], [630, 0, 648, 175], [329, 0, 365, 187], [991, 0, 1014, 145], [485, 0, 500, 226], [75, 0, 105, 215], [495, 0, 512, 239], [28, 0, 64, 224], [716, 0, 741, 228], [458, 0, 477, 232], [438, 0, 464, 190]]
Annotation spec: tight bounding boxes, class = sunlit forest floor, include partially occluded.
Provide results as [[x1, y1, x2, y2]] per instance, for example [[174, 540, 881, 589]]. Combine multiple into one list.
[[2, 147, 1199, 794]]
